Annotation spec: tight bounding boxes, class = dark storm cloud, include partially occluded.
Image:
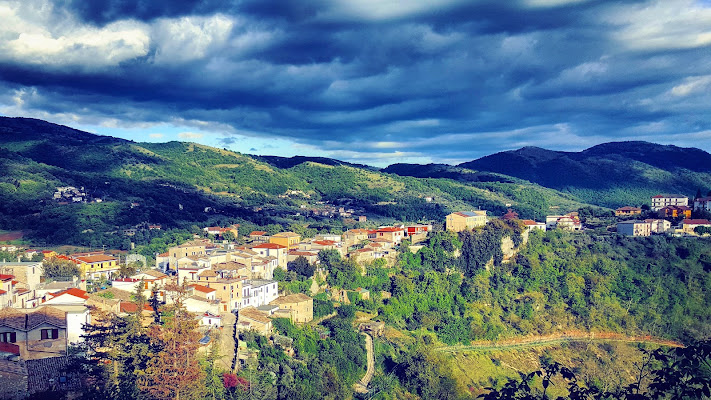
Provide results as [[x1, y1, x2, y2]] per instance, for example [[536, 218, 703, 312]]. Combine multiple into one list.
[[1, 0, 711, 165]]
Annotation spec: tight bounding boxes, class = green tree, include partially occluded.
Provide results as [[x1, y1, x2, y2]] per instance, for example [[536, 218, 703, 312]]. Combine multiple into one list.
[[287, 256, 315, 278], [42, 256, 81, 279]]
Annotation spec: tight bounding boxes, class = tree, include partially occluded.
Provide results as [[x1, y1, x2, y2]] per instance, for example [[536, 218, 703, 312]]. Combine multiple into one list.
[[140, 282, 205, 400], [42, 256, 81, 279], [73, 284, 156, 400], [287, 256, 315, 278], [480, 341, 711, 400], [222, 231, 236, 242]]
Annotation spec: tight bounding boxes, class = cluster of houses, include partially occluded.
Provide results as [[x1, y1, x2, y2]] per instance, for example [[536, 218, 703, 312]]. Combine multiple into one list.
[[615, 194, 711, 236]]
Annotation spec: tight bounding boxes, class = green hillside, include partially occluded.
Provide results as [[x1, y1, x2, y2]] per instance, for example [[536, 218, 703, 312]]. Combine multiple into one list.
[[457, 142, 711, 208], [0, 117, 586, 247]]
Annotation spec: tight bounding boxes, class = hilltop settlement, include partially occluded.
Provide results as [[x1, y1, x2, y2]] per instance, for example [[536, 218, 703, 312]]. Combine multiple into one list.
[[1, 187, 711, 398]]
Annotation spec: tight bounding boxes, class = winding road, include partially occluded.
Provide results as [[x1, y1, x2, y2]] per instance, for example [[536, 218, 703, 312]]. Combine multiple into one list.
[[435, 332, 683, 353], [354, 332, 375, 394]]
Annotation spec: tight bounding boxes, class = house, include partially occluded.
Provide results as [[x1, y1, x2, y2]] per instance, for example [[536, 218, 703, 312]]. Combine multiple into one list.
[[118, 302, 154, 326], [166, 241, 208, 270], [375, 227, 405, 244], [343, 229, 370, 247], [41, 288, 91, 344], [203, 225, 239, 239], [681, 219, 711, 234], [521, 220, 546, 232], [546, 213, 582, 231], [269, 232, 301, 250], [240, 280, 279, 309], [130, 269, 169, 293], [209, 261, 250, 280], [203, 277, 246, 311], [0, 262, 42, 291], [615, 206, 642, 216], [71, 254, 120, 280], [404, 224, 432, 239], [310, 239, 343, 254], [617, 220, 651, 236], [0, 307, 68, 360], [248, 231, 269, 243], [645, 219, 671, 234], [694, 197, 711, 212], [201, 311, 222, 328], [190, 284, 217, 301], [236, 307, 272, 335], [252, 242, 288, 268], [269, 293, 313, 323], [287, 250, 319, 264], [0, 274, 15, 308], [658, 205, 692, 219], [446, 211, 487, 232], [651, 194, 688, 211]]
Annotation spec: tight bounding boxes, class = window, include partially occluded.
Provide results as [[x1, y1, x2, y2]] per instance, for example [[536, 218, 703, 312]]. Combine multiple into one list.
[[0, 332, 16, 343], [41, 329, 59, 340]]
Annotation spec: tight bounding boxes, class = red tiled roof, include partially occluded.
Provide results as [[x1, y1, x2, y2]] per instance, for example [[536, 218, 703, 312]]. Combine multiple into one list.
[[376, 227, 404, 232], [0, 289, 6, 295], [313, 240, 336, 246], [616, 206, 641, 211], [75, 255, 116, 263], [157, 252, 169, 257], [250, 231, 267, 236], [253, 243, 286, 249], [521, 220, 541, 226], [192, 285, 216, 294], [0, 274, 14, 281], [52, 288, 89, 300], [683, 219, 711, 225], [119, 302, 153, 313]]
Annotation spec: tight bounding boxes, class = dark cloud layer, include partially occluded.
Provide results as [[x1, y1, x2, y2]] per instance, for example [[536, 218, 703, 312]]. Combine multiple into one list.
[[1, 0, 710, 165]]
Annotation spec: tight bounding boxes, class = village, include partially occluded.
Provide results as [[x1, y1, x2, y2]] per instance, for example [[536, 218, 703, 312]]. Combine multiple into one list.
[[1, 192, 710, 396]]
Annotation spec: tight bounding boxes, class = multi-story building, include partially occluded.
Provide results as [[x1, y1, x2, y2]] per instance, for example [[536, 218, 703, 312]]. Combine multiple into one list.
[[252, 243, 288, 268], [617, 220, 651, 236], [681, 219, 711, 235], [269, 294, 313, 323], [651, 194, 688, 211], [0, 306, 68, 360], [375, 227, 405, 244], [446, 211, 487, 232], [694, 197, 711, 212], [240, 280, 278, 309], [269, 232, 301, 251], [615, 206, 642, 216]]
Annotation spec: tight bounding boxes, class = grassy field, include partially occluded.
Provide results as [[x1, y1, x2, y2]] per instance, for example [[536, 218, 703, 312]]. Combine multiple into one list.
[[445, 340, 668, 397]]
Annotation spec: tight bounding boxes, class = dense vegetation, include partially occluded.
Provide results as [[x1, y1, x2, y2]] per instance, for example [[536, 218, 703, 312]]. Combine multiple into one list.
[[0, 117, 584, 248], [456, 142, 711, 208]]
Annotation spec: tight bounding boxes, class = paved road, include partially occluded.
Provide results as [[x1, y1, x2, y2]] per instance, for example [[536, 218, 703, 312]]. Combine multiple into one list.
[[354, 332, 374, 394]]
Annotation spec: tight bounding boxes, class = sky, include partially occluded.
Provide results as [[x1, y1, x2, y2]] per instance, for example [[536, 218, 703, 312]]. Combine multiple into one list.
[[1, 0, 710, 167]]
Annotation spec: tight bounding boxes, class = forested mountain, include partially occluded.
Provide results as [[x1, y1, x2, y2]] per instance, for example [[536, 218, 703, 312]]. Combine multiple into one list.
[[456, 142, 711, 207], [0, 117, 583, 246]]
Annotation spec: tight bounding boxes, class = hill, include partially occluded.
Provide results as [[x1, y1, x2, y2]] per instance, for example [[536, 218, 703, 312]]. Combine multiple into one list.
[[0, 117, 585, 247], [453, 142, 711, 208]]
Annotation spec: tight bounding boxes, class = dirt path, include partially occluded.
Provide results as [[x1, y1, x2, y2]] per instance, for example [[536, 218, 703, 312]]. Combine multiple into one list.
[[354, 332, 374, 394], [435, 332, 683, 353]]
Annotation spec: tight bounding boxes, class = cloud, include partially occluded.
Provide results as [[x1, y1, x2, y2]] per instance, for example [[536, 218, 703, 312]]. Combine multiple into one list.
[[177, 132, 204, 139], [0, 0, 710, 166], [149, 133, 164, 138]]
